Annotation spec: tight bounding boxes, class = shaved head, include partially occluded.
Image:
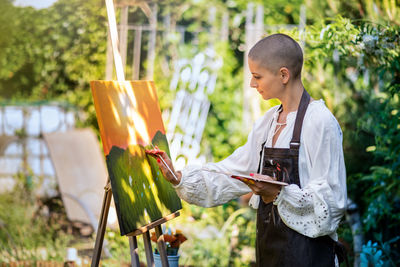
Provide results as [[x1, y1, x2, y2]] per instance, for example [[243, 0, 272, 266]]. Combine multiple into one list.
[[249, 34, 303, 79]]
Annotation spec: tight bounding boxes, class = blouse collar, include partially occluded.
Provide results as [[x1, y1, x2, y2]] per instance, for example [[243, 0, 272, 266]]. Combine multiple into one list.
[[273, 100, 323, 122], [273, 105, 297, 122]]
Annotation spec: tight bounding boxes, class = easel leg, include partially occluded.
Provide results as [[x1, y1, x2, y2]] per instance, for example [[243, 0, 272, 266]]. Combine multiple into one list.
[[143, 231, 155, 267], [91, 184, 112, 267], [129, 236, 140, 267], [155, 225, 170, 267]]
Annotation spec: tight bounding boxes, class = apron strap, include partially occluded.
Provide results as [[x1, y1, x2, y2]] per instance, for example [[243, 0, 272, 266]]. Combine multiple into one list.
[[257, 140, 267, 174], [290, 90, 311, 150]]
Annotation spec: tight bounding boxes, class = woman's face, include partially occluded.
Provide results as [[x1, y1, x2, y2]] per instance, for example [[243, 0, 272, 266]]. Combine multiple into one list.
[[248, 58, 283, 100]]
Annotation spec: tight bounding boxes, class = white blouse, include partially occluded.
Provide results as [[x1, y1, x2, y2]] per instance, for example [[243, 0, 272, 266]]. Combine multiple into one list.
[[173, 100, 347, 240]]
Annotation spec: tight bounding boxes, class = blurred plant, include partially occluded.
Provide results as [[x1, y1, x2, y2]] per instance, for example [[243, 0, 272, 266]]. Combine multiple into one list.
[[165, 201, 256, 266], [150, 229, 187, 255], [305, 0, 400, 25], [0, 186, 72, 262], [361, 240, 385, 267], [360, 236, 400, 267]]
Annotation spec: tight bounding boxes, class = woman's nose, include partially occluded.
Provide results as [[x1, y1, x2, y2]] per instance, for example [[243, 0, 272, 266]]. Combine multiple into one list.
[[250, 78, 257, 88]]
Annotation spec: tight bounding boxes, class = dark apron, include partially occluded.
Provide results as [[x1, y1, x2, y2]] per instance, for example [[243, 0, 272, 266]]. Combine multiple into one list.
[[255, 90, 336, 267]]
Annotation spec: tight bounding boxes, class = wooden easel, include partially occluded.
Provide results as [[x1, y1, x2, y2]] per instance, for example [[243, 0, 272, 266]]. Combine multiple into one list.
[[91, 181, 180, 267], [91, 1, 179, 266]]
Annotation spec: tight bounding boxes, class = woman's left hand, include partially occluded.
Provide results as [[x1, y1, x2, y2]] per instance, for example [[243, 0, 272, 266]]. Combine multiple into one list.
[[232, 174, 282, 204], [247, 181, 282, 204]]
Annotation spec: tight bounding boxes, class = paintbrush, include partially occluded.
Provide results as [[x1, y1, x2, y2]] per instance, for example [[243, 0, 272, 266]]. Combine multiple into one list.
[[149, 143, 179, 182]]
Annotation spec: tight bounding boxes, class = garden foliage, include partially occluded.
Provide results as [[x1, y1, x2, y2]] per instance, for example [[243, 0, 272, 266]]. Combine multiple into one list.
[[304, 18, 400, 265]]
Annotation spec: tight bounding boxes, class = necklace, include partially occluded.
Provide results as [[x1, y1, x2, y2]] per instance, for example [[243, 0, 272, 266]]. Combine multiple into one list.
[[267, 121, 287, 146], [273, 122, 286, 136]]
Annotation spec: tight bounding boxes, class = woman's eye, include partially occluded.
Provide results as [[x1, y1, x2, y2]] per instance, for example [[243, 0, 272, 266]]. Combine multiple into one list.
[[253, 76, 260, 79]]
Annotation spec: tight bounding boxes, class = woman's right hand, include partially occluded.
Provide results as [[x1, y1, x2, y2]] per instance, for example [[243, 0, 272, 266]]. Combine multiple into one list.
[[145, 147, 182, 186]]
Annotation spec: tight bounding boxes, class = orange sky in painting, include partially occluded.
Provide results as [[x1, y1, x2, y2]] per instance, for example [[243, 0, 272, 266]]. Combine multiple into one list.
[[91, 80, 166, 156]]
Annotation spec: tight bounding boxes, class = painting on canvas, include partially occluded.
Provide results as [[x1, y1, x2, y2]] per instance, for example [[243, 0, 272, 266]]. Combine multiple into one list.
[[91, 80, 181, 235]]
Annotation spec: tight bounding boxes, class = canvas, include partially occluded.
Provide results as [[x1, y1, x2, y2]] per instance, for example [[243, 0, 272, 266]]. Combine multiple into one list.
[[90, 80, 182, 236]]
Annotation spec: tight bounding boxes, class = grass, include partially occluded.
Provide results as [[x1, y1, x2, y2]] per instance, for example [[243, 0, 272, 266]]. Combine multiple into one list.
[[0, 186, 72, 262]]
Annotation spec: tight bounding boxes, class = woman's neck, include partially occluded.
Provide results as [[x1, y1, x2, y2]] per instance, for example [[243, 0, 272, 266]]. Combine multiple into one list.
[[279, 81, 305, 115]]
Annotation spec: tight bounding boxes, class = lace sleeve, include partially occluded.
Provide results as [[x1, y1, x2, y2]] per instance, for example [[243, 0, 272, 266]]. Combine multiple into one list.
[[174, 165, 251, 207], [273, 116, 347, 238]]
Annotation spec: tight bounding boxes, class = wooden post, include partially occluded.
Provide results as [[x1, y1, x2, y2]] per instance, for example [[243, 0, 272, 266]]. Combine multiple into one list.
[[155, 225, 169, 267], [346, 198, 363, 267], [221, 12, 229, 43], [243, 3, 254, 131], [119, 6, 129, 75], [132, 27, 142, 80], [243, 3, 263, 131], [251, 4, 263, 119], [146, 3, 157, 80], [163, 13, 171, 39], [178, 27, 185, 44], [105, 0, 125, 81], [299, 5, 306, 49], [129, 236, 140, 267], [105, 32, 113, 80], [143, 231, 155, 267], [208, 6, 217, 47], [254, 4, 264, 47]]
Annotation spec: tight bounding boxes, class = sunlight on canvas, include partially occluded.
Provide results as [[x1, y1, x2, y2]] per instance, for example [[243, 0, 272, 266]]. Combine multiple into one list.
[[121, 178, 135, 203], [90, 80, 181, 235]]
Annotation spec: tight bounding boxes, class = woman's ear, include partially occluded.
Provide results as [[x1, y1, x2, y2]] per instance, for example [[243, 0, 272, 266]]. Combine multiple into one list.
[[279, 67, 290, 84]]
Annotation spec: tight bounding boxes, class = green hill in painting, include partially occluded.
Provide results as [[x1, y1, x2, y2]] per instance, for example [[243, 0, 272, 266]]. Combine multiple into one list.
[[106, 131, 181, 236], [152, 130, 171, 157]]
